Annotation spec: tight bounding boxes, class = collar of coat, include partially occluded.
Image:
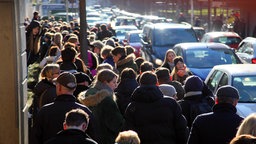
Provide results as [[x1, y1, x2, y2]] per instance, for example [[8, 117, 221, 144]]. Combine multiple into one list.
[[116, 54, 135, 67], [78, 81, 114, 107]]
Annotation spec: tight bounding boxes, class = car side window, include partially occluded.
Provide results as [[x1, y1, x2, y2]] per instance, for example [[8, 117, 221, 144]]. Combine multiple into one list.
[[207, 70, 224, 92], [218, 73, 228, 88]]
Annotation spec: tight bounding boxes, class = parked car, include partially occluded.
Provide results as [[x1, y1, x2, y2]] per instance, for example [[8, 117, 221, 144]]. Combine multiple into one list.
[[122, 30, 142, 57], [236, 37, 256, 64], [114, 25, 138, 44], [201, 32, 242, 49], [173, 43, 243, 80], [111, 16, 137, 29], [140, 23, 198, 66], [204, 64, 256, 117], [193, 26, 205, 41]]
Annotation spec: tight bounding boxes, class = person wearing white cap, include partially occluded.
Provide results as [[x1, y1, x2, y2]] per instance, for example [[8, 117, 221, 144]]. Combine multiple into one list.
[[159, 84, 178, 100]]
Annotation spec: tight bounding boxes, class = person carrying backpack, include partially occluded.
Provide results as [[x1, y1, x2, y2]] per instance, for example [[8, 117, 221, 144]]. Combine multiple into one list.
[[178, 75, 214, 129]]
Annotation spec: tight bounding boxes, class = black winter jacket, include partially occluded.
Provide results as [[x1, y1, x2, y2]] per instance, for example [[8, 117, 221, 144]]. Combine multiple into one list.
[[34, 95, 98, 144], [124, 85, 189, 144], [188, 103, 244, 144]]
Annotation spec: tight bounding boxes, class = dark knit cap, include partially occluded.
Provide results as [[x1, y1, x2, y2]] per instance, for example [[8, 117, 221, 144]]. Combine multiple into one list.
[[216, 85, 239, 99], [174, 56, 184, 66], [184, 75, 203, 93], [74, 72, 92, 84], [140, 71, 157, 85]]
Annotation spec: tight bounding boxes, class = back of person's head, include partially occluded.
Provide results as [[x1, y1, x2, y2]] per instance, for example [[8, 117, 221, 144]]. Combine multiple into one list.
[[97, 63, 113, 71], [155, 67, 171, 83], [53, 32, 63, 44], [48, 45, 59, 56], [92, 40, 104, 49], [97, 69, 118, 83], [236, 113, 256, 136], [61, 46, 77, 62], [105, 38, 115, 47], [139, 71, 157, 86], [159, 84, 177, 99], [101, 45, 114, 59], [120, 68, 137, 80], [40, 64, 60, 81], [216, 85, 239, 104], [230, 134, 256, 144], [100, 24, 107, 31], [115, 130, 140, 144], [54, 72, 77, 90], [64, 109, 89, 130], [125, 45, 135, 55], [74, 72, 92, 85], [184, 75, 203, 96], [111, 46, 126, 57], [140, 61, 153, 73]]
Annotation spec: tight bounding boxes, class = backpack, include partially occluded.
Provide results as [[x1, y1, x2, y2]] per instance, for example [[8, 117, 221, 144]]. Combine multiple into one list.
[[189, 96, 213, 122]]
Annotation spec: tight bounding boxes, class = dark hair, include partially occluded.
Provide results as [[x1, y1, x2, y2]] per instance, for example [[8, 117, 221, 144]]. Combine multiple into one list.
[[97, 69, 118, 83], [61, 47, 77, 62], [111, 46, 126, 56], [65, 109, 89, 127], [48, 46, 59, 56], [140, 71, 157, 85], [140, 61, 153, 73], [120, 68, 137, 80], [100, 24, 107, 31]]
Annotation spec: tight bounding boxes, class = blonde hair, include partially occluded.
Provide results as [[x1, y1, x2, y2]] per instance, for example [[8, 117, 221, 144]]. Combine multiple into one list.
[[237, 113, 256, 136], [39, 64, 60, 81], [162, 49, 176, 65], [53, 32, 63, 49], [115, 130, 140, 144]]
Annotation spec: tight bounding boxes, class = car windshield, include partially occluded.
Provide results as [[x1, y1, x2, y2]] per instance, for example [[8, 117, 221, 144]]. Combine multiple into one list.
[[185, 48, 239, 68], [154, 28, 197, 46], [232, 76, 256, 103], [213, 37, 241, 45], [116, 28, 137, 36], [129, 33, 140, 42]]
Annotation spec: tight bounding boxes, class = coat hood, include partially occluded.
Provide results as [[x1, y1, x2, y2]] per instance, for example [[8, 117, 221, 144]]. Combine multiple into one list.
[[131, 85, 163, 103], [78, 81, 114, 107]]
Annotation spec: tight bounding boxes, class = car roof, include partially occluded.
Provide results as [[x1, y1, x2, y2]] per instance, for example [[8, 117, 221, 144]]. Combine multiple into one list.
[[126, 30, 142, 34], [115, 16, 136, 19], [114, 25, 138, 29], [204, 32, 241, 38], [174, 42, 231, 50], [144, 23, 192, 29], [212, 64, 256, 76]]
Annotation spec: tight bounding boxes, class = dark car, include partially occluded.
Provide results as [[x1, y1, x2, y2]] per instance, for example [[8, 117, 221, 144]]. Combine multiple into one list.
[[140, 23, 198, 66], [173, 42, 243, 80], [123, 30, 142, 57]]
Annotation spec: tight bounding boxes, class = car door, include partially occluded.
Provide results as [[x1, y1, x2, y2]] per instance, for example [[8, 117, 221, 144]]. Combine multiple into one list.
[[206, 70, 225, 93]]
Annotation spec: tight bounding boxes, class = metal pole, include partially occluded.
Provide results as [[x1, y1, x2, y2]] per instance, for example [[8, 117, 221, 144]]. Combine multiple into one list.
[[79, 0, 88, 64], [208, 0, 211, 31], [66, 0, 69, 22], [191, 0, 194, 25]]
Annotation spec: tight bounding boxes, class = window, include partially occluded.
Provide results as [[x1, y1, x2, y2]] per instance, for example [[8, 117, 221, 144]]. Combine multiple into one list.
[[207, 70, 224, 92]]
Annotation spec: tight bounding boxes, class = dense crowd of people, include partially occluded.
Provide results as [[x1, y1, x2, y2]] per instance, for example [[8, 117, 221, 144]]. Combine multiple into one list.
[[26, 11, 254, 144]]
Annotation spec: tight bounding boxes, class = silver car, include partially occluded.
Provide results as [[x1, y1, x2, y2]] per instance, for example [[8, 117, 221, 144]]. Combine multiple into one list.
[[205, 64, 256, 117], [236, 37, 256, 64]]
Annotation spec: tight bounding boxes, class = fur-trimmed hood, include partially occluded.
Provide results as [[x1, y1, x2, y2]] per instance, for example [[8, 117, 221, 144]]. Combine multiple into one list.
[[78, 81, 114, 107], [116, 54, 136, 67]]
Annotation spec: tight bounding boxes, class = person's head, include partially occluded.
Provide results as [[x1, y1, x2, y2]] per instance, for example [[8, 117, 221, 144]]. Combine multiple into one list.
[[120, 68, 137, 80], [61, 46, 77, 62], [100, 24, 107, 31], [230, 134, 256, 144], [96, 69, 118, 91], [29, 20, 41, 35], [96, 63, 113, 72], [63, 109, 89, 132], [135, 57, 145, 73], [140, 61, 154, 73], [115, 130, 141, 144], [125, 45, 135, 56], [40, 64, 60, 81], [101, 45, 114, 59], [105, 38, 116, 47], [184, 75, 204, 97], [159, 84, 177, 100], [139, 71, 158, 86], [111, 46, 126, 63], [92, 40, 104, 54], [236, 113, 256, 136], [54, 72, 77, 95], [48, 45, 59, 56], [163, 49, 177, 64], [74, 72, 92, 86], [44, 32, 53, 42], [155, 67, 171, 84], [33, 11, 39, 19], [173, 56, 185, 70], [216, 85, 239, 106]]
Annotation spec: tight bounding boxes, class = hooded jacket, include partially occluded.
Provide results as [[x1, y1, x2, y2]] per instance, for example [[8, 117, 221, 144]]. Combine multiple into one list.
[[116, 54, 138, 74], [78, 81, 124, 144], [124, 85, 188, 144]]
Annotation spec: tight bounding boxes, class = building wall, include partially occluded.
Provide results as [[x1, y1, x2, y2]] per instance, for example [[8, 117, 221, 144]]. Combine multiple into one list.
[[0, 0, 27, 144]]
